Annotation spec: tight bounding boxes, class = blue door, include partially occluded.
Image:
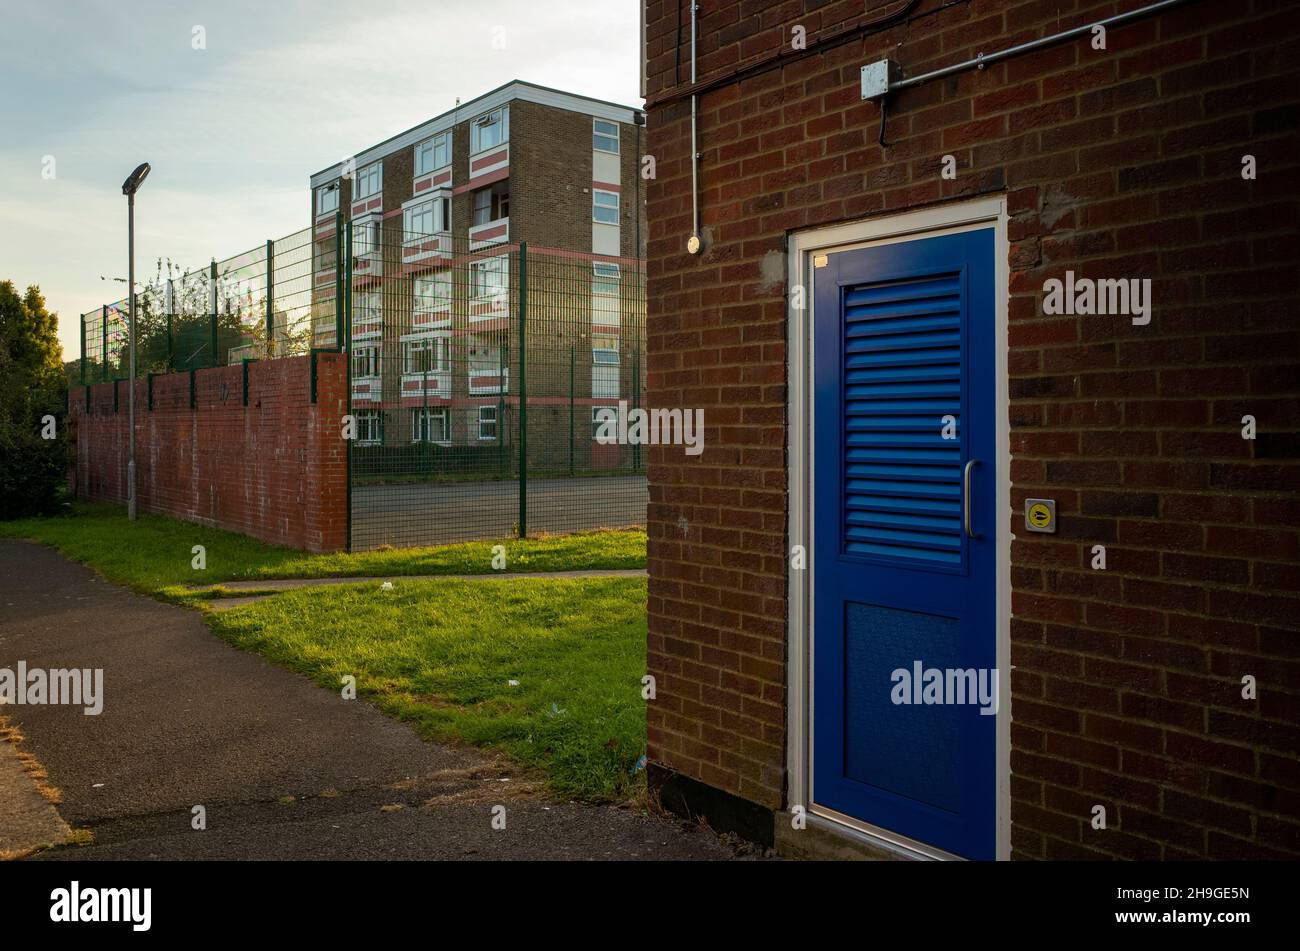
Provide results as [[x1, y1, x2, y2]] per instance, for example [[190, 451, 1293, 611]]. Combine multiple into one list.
[[812, 228, 997, 860]]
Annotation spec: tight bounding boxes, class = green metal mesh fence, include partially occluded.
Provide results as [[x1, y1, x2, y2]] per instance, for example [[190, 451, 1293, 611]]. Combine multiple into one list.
[[77, 214, 647, 549], [79, 227, 323, 381], [341, 217, 646, 549]]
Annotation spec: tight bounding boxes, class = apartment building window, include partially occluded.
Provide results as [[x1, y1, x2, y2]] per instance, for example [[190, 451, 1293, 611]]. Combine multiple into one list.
[[415, 132, 450, 175], [355, 288, 382, 322], [316, 183, 339, 216], [478, 406, 498, 441], [413, 271, 452, 311], [353, 217, 380, 256], [593, 119, 619, 154], [404, 197, 450, 238], [471, 106, 509, 153], [592, 262, 620, 326], [411, 407, 449, 443], [352, 344, 380, 378], [471, 256, 509, 300], [403, 336, 447, 374], [472, 182, 509, 226], [355, 410, 382, 445], [592, 348, 620, 399], [593, 189, 620, 224], [353, 161, 382, 202]]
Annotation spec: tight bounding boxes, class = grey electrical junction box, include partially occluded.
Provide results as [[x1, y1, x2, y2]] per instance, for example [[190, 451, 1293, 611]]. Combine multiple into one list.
[[860, 59, 901, 100]]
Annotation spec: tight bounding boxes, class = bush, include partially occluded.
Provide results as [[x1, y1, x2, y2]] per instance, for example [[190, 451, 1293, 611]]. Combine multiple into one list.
[[0, 425, 65, 519], [0, 281, 67, 519]]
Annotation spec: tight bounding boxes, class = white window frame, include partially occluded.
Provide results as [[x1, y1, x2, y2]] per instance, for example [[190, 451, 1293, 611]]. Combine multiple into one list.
[[470, 256, 509, 301], [404, 197, 448, 239], [403, 336, 446, 374], [593, 118, 620, 154], [354, 287, 382, 323], [352, 343, 380, 378], [593, 189, 620, 224], [470, 106, 509, 154], [354, 161, 382, 201], [413, 271, 452, 311], [411, 407, 449, 444], [592, 348, 620, 400], [478, 406, 498, 441], [316, 184, 339, 216], [415, 132, 450, 176], [356, 409, 382, 445], [593, 263, 620, 326], [352, 216, 380, 256], [472, 185, 510, 228]]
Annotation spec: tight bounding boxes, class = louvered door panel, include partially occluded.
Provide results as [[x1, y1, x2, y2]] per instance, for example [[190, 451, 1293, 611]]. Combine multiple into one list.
[[842, 271, 964, 566]]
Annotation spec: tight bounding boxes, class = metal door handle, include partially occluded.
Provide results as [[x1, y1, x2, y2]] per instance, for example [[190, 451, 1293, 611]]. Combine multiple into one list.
[[964, 459, 981, 540]]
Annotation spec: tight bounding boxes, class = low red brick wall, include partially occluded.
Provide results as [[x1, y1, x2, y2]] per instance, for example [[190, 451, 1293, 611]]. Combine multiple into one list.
[[69, 353, 348, 552]]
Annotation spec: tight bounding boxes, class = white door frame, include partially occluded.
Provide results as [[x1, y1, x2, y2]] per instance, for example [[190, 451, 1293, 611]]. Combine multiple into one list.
[[785, 195, 1011, 861]]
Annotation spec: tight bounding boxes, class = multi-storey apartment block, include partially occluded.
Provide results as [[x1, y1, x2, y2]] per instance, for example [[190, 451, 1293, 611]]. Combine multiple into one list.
[[308, 80, 647, 475]]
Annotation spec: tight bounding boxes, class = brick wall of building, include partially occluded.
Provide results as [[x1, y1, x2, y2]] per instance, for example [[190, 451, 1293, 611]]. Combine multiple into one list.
[[643, 0, 1299, 858], [70, 353, 348, 553]]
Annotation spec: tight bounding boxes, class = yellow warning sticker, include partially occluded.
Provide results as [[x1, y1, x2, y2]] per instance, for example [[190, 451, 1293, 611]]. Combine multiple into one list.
[[1028, 503, 1053, 530]]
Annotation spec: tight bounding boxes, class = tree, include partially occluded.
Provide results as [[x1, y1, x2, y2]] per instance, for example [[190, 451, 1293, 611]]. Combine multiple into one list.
[[0, 281, 67, 519]]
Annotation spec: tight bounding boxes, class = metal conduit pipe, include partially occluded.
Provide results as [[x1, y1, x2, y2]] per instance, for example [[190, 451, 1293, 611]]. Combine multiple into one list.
[[688, 2, 701, 255], [891, 0, 1196, 91]]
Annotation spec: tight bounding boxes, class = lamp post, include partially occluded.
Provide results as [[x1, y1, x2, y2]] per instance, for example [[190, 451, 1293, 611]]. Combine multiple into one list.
[[122, 162, 151, 521]]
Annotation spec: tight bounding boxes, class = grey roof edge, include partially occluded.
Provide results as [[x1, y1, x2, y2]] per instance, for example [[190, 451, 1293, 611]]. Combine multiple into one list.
[[309, 78, 645, 189]]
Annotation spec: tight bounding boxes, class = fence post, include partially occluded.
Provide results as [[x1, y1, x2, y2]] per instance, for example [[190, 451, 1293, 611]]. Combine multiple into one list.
[[344, 215, 353, 553], [632, 346, 641, 471], [80, 313, 85, 384], [101, 305, 108, 381], [497, 338, 505, 476], [334, 212, 344, 349], [517, 242, 527, 539], [209, 260, 218, 367], [265, 238, 275, 357], [569, 344, 575, 477], [166, 278, 174, 372]]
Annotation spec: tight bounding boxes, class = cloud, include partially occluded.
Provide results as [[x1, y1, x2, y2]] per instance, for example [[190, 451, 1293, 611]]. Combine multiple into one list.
[[0, 0, 641, 355]]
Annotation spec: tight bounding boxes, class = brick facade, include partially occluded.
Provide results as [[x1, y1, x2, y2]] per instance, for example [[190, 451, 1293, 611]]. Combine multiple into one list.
[[643, 0, 1299, 858], [70, 353, 348, 553], [305, 81, 650, 476]]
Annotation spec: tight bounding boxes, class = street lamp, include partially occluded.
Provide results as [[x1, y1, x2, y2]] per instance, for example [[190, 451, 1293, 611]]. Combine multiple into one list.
[[122, 162, 150, 521]]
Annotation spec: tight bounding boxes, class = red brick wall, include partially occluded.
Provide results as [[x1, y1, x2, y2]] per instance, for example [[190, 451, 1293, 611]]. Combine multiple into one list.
[[644, 0, 1299, 858], [70, 354, 348, 553]]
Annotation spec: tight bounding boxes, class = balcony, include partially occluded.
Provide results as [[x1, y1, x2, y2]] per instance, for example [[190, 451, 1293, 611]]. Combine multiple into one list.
[[469, 217, 509, 250], [351, 375, 381, 402], [468, 291, 509, 324], [413, 163, 452, 195], [352, 251, 382, 284], [468, 368, 509, 396], [467, 145, 509, 185], [400, 371, 452, 403], [412, 305, 452, 333], [312, 318, 339, 347], [402, 231, 452, 268], [313, 211, 337, 241]]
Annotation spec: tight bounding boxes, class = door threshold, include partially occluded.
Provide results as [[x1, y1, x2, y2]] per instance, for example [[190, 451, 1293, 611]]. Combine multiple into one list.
[[807, 805, 965, 861]]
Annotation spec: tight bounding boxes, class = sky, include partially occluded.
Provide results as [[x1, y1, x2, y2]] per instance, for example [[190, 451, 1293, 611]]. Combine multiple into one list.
[[0, 0, 642, 360]]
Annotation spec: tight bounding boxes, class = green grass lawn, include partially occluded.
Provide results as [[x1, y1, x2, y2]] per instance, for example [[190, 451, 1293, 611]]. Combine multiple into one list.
[[1, 503, 650, 800], [209, 576, 648, 800], [0, 503, 645, 599]]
